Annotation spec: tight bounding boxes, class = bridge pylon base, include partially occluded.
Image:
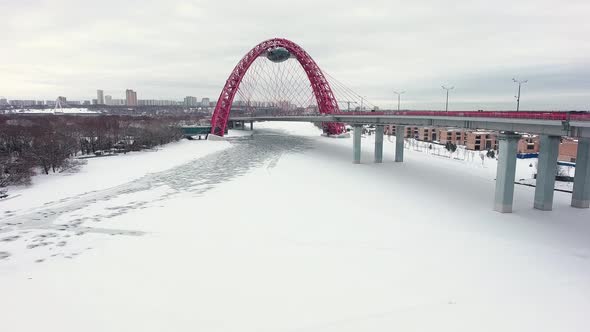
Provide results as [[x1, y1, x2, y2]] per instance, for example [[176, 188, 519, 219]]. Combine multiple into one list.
[[395, 125, 405, 162], [374, 125, 384, 163], [534, 135, 560, 211], [353, 124, 362, 164], [572, 138, 590, 208], [494, 133, 520, 213]]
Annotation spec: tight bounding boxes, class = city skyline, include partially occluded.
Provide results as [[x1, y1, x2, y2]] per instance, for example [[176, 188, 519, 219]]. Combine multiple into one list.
[[1, 0, 590, 110], [0, 90, 216, 108], [0, 89, 216, 105]]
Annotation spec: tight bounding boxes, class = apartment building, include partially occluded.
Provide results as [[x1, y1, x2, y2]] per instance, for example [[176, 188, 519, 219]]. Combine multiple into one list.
[[518, 135, 540, 154], [438, 128, 466, 145], [418, 126, 437, 142], [465, 131, 497, 150], [559, 138, 578, 162]]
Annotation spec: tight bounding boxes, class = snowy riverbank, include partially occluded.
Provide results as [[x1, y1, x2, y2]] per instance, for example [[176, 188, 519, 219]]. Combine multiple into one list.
[[1, 138, 232, 215]]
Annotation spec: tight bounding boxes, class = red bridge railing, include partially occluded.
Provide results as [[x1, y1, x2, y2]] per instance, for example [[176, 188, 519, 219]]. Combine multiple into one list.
[[333, 111, 590, 121], [236, 111, 590, 121]]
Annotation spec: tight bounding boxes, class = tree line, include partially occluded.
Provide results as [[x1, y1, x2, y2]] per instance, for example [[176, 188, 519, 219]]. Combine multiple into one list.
[[0, 115, 198, 192]]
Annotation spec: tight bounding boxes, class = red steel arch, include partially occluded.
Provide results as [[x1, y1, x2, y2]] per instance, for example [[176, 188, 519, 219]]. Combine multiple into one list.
[[210, 38, 344, 136]]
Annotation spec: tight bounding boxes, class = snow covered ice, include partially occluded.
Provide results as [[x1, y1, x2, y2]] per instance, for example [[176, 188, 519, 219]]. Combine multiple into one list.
[[1, 122, 590, 331]]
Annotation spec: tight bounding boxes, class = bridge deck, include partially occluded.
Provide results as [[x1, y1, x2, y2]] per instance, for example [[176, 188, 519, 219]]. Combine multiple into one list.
[[229, 111, 590, 138]]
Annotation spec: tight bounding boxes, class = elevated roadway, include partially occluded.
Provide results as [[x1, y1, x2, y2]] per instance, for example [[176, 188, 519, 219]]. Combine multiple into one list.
[[229, 111, 590, 138], [228, 111, 590, 214]]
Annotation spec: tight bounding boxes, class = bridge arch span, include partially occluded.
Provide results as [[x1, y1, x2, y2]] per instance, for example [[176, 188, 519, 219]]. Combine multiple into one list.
[[210, 38, 344, 136]]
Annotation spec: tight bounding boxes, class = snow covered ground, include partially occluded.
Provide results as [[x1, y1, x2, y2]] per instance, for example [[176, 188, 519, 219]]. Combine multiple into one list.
[[5, 107, 98, 114], [1, 138, 231, 214], [1, 122, 590, 331]]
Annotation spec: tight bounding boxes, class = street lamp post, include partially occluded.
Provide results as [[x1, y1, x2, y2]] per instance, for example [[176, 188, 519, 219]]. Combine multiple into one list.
[[512, 78, 528, 112], [442, 85, 454, 112], [393, 90, 405, 111], [359, 96, 369, 112]]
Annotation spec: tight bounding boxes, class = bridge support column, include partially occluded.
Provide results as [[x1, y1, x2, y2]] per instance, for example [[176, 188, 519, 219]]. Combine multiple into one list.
[[374, 125, 384, 163], [534, 135, 560, 211], [494, 133, 520, 213], [249, 121, 253, 131], [572, 137, 590, 208], [395, 125, 405, 162], [353, 124, 362, 164]]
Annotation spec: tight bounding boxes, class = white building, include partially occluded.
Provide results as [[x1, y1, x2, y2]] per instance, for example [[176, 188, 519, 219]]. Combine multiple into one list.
[[138, 99, 183, 106], [105, 95, 112, 105], [9, 100, 36, 107], [184, 96, 198, 107], [112, 99, 126, 106], [201, 98, 210, 107], [97, 89, 104, 104]]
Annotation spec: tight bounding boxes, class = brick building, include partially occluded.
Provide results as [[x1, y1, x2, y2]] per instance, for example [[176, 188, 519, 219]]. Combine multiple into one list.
[[381, 124, 580, 162], [518, 135, 540, 154], [406, 126, 419, 139], [465, 131, 498, 151], [514, 135, 577, 162], [559, 138, 578, 162], [384, 125, 397, 136], [418, 127, 437, 142], [438, 128, 466, 145]]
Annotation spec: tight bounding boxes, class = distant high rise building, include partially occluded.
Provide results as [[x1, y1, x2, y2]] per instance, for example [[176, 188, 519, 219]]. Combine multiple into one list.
[[138, 99, 182, 106], [184, 96, 198, 107], [9, 100, 36, 107], [112, 98, 126, 105], [57, 96, 67, 106], [0, 98, 8, 106], [126, 89, 138, 106], [97, 89, 104, 104], [201, 98, 210, 107], [105, 95, 112, 105]]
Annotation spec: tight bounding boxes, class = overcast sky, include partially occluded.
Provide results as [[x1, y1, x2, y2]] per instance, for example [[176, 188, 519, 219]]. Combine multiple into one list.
[[2, 0, 590, 110]]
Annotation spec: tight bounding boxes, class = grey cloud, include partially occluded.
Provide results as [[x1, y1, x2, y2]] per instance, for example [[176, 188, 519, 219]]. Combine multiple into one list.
[[1, 0, 589, 110]]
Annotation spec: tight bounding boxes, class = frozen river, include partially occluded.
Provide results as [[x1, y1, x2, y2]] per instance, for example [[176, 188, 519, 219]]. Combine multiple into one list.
[[1, 132, 312, 243], [1, 122, 590, 332]]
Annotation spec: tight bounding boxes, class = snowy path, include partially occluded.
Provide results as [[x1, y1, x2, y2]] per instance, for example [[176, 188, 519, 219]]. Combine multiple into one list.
[[1, 122, 590, 332], [1, 131, 312, 264]]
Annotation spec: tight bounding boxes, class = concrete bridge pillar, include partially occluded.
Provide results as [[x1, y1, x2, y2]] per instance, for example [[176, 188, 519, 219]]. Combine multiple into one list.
[[395, 125, 405, 162], [494, 133, 520, 213], [250, 121, 253, 131], [534, 135, 560, 210], [374, 125, 384, 163], [572, 137, 590, 208], [353, 124, 362, 164]]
